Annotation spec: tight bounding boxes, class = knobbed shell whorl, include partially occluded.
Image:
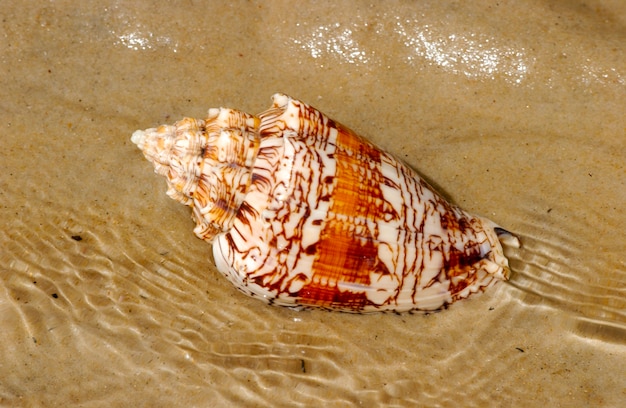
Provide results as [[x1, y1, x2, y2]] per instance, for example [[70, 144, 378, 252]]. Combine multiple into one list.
[[132, 110, 261, 240]]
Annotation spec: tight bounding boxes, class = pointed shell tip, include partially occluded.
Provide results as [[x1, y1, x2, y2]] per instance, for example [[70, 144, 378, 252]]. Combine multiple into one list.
[[131, 130, 146, 148]]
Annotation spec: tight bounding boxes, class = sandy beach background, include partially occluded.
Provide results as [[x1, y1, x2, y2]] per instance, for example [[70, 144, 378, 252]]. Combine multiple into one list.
[[1, 1, 624, 406]]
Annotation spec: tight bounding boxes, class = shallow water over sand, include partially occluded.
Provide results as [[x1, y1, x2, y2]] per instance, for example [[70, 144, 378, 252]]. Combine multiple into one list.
[[1, 1, 625, 406]]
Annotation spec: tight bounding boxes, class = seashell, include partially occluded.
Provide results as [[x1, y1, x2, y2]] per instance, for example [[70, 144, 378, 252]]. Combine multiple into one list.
[[131, 93, 520, 313]]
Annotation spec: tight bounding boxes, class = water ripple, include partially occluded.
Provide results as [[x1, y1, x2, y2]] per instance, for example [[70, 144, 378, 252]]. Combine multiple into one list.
[[506, 207, 626, 341]]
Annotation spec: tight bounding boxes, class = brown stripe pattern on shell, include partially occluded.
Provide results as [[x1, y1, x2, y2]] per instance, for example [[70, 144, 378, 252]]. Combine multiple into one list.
[[131, 93, 520, 313]]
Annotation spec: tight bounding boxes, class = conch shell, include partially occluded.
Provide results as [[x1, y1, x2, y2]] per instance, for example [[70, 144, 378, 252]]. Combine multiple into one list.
[[131, 93, 520, 313]]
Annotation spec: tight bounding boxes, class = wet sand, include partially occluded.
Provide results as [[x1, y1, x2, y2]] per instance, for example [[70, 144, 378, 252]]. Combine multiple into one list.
[[1, 1, 625, 406]]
